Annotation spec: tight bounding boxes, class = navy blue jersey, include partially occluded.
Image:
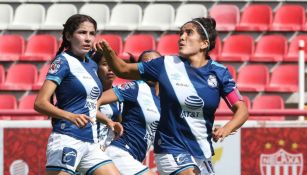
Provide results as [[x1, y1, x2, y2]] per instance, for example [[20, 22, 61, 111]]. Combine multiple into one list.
[[46, 52, 103, 143], [111, 80, 160, 162], [138, 56, 240, 159]]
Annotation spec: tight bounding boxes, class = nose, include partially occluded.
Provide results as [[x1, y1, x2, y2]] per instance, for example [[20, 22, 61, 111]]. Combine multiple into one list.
[[85, 33, 92, 43]]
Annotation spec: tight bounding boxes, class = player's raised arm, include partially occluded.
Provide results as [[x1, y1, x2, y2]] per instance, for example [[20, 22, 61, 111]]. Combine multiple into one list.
[[94, 40, 141, 80]]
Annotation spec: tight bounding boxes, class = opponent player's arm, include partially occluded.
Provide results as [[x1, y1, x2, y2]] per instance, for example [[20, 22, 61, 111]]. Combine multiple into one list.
[[34, 80, 90, 127], [93, 40, 141, 80]]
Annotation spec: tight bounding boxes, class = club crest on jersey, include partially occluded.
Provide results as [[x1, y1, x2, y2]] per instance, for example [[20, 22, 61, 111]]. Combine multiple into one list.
[[208, 75, 218, 88], [181, 95, 204, 118], [49, 58, 62, 74]]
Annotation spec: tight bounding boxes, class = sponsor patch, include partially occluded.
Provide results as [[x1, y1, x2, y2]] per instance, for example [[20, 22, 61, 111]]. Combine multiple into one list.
[[61, 147, 77, 167]]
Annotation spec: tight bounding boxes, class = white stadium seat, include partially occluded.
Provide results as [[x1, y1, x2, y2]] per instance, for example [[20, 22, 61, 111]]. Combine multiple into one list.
[[40, 4, 77, 30], [8, 4, 45, 30], [137, 4, 175, 31], [79, 4, 110, 30], [170, 4, 207, 31], [0, 4, 13, 30], [104, 4, 142, 31]]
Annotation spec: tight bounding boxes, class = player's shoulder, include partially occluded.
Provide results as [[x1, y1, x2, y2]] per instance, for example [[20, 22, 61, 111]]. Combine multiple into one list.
[[117, 81, 138, 91]]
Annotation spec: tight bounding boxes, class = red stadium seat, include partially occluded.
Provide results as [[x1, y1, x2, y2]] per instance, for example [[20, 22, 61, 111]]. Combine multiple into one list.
[[14, 94, 47, 120], [0, 94, 17, 109], [0, 64, 37, 90], [113, 77, 131, 86], [284, 35, 307, 62], [224, 64, 236, 80], [219, 35, 254, 62], [250, 95, 285, 120], [265, 64, 298, 92], [209, 36, 221, 60], [270, 5, 305, 31], [0, 65, 5, 85], [119, 34, 156, 62], [236, 5, 272, 31], [19, 34, 57, 61], [0, 35, 25, 61], [95, 34, 123, 55], [32, 64, 50, 90], [250, 35, 287, 62], [157, 34, 179, 55], [216, 96, 250, 120], [209, 4, 239, 31], [237, 64, 269, 92]]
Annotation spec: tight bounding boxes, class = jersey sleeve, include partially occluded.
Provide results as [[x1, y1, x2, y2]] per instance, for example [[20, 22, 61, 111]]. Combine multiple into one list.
[[46, 56, 69, 85], [220, 68, 243, 107], [137, 56, 164, 81], [112, 81, 139, 103]]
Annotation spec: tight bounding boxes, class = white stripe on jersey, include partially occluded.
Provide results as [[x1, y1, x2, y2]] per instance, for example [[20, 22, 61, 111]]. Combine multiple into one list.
[[137, 81, 160, 151], [64, 53, 99, 143], [164, 56, 212, 158]]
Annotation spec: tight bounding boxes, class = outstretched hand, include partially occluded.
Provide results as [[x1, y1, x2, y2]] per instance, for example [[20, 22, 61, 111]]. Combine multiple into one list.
[[212, 126, 237, 142]]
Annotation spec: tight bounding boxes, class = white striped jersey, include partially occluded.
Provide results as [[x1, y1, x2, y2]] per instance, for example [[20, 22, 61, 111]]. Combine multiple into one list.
[[46, 51, 102, 143], [138, 55, 240, 159], [111, 80, 161, 162]]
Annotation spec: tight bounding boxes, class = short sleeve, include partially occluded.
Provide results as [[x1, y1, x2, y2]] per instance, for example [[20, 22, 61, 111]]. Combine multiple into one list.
[[220, 68, 243, 104], [138, 56, 164, 81], [113, 81, 139, 103], [46, 56, 69, 85], [221, 68, 240, 97]]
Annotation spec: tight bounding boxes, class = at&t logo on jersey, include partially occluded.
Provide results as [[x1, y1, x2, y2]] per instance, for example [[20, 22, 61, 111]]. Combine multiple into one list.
[[180, 95, 204, 118], [84, 86, 100, 110], [61, 147, 77, 167], [144, 121, 159, 142]]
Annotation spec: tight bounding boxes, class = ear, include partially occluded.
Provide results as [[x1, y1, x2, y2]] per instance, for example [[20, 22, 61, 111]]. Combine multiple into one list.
[[65, 32, 72, 42], [200, 40, 209, 50]]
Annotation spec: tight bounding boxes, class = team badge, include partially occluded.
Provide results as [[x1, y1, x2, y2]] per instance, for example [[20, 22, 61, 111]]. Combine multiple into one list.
[[49, 58, 62, 74], [208, 74, 218, 88], [260, 149, 303, 175]]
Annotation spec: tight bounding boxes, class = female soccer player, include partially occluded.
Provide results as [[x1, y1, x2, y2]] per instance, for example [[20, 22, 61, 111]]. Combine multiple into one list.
[[95, 17, 249, 175], [34, 14, 122, 175]]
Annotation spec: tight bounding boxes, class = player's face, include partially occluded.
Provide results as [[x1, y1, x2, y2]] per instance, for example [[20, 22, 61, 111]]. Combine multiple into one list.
[[98, 57, 116, 85], [67, 21, 96, 58], [178, 22, 207, 58]]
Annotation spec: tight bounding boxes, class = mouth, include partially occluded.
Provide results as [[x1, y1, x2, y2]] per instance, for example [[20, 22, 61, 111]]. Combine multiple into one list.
[[83, 45, 91, 50], [106, 72, 115, 78]]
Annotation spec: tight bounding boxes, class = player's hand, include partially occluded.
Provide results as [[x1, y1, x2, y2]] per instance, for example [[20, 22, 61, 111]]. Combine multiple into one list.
[[107, 121, 123, 139], [94, 40, 116, 58], [212, 126, 235, 142], [68, 114, 91, 128]]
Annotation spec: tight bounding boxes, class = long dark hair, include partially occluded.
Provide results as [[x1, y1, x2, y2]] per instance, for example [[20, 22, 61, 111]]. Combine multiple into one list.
[[56, 14, 97, 56], [191, 17, 217, 59]]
